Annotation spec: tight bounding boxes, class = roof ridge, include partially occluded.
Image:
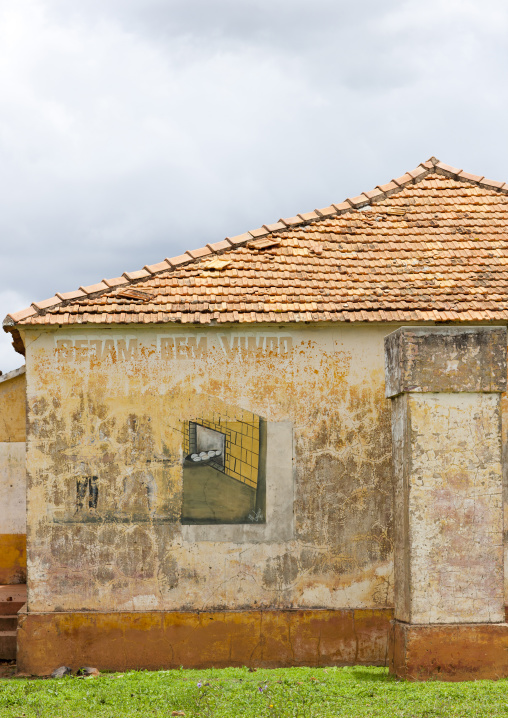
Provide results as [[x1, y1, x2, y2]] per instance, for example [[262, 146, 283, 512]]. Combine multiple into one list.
[[4, 156, 508, 327], [0, 365, 25, 384]]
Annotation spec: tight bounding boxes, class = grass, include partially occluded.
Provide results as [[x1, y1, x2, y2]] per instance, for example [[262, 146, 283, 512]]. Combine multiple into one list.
[[1, 665, 508, 717]]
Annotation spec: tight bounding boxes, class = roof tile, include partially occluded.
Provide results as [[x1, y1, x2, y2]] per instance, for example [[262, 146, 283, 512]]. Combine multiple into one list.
[[363, 188, 385, 202], [207, 240, 232, 252], [347, 195, 370, 208], [377, 181, 399, 193], [8, 158, 508, 331], [186, 247, 213, 260], [32, 296, 61, 310], [408, 167, 429, 180], [226, 232, 252, 245], [263, 222, 285, 232], [249, 227, 270, 239], [314, 206, 336, 218], [122, 270, 150, 281], [332, 201, 351, 212], [56, 290, 87, 301], [280, 216, 302, 226], [144, 260, 172, 274], [8, 306, 37, 322], [435, 162, 462, 175], [102, 277, 129, 288], [458, 170, 484, 183], [79, 282, 109, 295], [392, 173, 413, 186], [166, 254, 192, 267], [480, 178, 506, 191]]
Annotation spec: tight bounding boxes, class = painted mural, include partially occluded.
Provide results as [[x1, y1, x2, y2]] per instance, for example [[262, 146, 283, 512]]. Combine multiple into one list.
[[181, 409, 266, 524]]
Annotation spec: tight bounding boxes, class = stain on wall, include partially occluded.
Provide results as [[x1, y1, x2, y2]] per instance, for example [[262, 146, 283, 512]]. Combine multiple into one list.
[[23, 325, 395, 613]]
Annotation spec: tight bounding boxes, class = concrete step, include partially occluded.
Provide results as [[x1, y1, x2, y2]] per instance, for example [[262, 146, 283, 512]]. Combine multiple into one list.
[[0, 631, 16, 660], [0, 585, 26, 615]]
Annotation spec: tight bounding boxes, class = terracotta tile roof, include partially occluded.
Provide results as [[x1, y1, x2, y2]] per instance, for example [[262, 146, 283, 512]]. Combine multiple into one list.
[[5, 157, 508, 340]]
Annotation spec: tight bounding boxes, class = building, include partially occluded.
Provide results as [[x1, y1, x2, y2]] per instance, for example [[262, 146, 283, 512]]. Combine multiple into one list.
[[3, 156, 508, 679], [0, 366, 26, 585]]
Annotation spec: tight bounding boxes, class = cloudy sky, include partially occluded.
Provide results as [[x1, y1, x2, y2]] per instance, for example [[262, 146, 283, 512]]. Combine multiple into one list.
[[1, 0, 508, 370]]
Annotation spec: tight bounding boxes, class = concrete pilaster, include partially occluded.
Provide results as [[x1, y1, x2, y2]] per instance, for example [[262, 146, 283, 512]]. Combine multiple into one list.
[[385, 326, 508, 679]]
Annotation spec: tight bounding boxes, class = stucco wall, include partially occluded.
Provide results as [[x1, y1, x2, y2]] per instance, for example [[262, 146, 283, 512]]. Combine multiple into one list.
[[23, 323, 394, 613], [0, 443, 26, 534], [394, 392, 504, 624], [0, 371, 26, 442]]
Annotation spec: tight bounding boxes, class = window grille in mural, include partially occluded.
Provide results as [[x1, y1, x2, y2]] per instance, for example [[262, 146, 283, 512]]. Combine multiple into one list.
[[181, 409, 266, 525]]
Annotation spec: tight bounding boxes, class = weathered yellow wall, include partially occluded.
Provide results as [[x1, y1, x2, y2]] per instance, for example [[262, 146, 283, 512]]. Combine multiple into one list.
[[23, 324, 396, 613], [0, 371, 26, 442], [21, 323, 508, 614]]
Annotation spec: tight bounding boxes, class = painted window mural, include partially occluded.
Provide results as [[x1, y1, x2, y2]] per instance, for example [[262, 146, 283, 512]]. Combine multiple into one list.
[[181, 409, 266, 524]]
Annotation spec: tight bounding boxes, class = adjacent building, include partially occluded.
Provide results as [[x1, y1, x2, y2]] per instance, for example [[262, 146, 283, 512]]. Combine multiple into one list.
[[0, 367, 26, 585]]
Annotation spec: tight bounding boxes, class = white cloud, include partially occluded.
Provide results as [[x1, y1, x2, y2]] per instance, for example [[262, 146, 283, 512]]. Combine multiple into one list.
[[0, 0, 507, 316]]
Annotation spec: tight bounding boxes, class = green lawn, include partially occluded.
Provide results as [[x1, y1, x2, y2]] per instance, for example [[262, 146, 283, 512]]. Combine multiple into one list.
[[1, 665, 508, 717]]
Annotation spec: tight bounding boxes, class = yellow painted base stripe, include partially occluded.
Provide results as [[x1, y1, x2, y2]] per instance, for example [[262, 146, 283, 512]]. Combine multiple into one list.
[[0, 534, 26, 584]]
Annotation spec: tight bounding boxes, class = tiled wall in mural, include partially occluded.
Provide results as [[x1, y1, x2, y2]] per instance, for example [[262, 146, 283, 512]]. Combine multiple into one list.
[[181, 408, 266, 525]]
